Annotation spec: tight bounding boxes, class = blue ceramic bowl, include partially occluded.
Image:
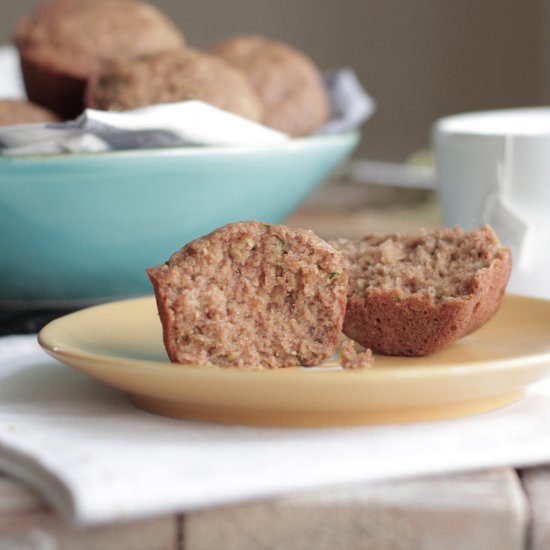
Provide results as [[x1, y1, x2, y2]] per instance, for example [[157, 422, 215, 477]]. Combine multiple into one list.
[[0, 131, 359, 306]]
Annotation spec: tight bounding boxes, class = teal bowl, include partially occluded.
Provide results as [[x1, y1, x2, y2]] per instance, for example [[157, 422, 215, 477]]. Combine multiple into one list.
[[0, 131, 359, 306]]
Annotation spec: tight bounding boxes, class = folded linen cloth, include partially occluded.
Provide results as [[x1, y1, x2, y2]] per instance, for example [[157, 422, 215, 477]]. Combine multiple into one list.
[[1, 335, 550, 526], [0, 64, 374, 156]]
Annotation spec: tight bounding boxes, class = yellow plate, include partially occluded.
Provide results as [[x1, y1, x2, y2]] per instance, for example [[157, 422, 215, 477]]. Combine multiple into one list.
[[38, 294, 550, 427]]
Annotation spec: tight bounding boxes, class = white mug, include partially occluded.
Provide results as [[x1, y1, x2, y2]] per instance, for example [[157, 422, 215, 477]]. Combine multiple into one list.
[[433, 107, 550, 300]]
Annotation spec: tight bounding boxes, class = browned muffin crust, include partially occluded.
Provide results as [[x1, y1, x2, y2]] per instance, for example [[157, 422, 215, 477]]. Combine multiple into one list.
[[332, 225, 512, 356], [211, 35, 330, 136], [0, 99, 60, 126], [86, 49, 263, 122], [14, 0, 185, 118], [147, 221, 348, 369]]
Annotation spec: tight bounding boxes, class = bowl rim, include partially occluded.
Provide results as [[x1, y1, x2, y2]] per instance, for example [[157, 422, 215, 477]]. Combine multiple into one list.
[[0, 130, 360, 165]]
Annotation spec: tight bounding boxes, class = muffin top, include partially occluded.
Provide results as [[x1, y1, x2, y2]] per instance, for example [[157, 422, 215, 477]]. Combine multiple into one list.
[[211, 35, 330, 136], [14, 0, 185, 74], [86, 48, 263, 122]]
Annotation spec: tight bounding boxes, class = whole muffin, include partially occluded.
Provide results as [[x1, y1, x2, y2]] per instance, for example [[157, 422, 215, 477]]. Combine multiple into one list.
[[332, 226, 512, 356], [211, 35, 330, 136], [147, 221, 348, 369], [0, 99, 60, 126], [14, 0, 185, 119], [86, 49, 263, 122]]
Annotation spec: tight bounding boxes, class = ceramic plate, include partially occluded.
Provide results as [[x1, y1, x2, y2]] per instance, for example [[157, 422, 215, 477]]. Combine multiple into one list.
[[38, 294, 550, 427]]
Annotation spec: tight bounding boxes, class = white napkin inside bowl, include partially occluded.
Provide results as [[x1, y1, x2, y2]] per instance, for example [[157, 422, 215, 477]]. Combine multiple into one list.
[[0, 101, 290, 155], [1, 335, 550, 526]]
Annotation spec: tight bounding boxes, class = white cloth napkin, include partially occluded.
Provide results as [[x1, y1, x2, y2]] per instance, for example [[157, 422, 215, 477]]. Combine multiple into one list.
[[1, 335, 550, 526], [0, 102, 291, 155]]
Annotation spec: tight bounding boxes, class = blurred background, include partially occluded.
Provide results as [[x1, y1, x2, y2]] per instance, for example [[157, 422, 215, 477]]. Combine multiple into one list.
[[1, 0, 548, 162]]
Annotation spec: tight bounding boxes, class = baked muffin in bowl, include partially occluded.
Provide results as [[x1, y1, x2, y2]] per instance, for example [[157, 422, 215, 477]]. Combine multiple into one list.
[[14, 0, 185, 119], [85, 49, 263, 123], [211, 35, 330, 137], [0, 99, 60, 125]]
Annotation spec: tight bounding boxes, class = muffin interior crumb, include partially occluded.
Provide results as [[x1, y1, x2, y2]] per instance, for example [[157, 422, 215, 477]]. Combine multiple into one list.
[[334, 226, 506, 301], [340, 340, 374, 370], [150, 222, 347, 368]]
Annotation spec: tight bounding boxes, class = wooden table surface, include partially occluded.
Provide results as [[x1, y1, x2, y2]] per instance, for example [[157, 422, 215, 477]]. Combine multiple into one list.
[[2, 178, 549, 549]]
